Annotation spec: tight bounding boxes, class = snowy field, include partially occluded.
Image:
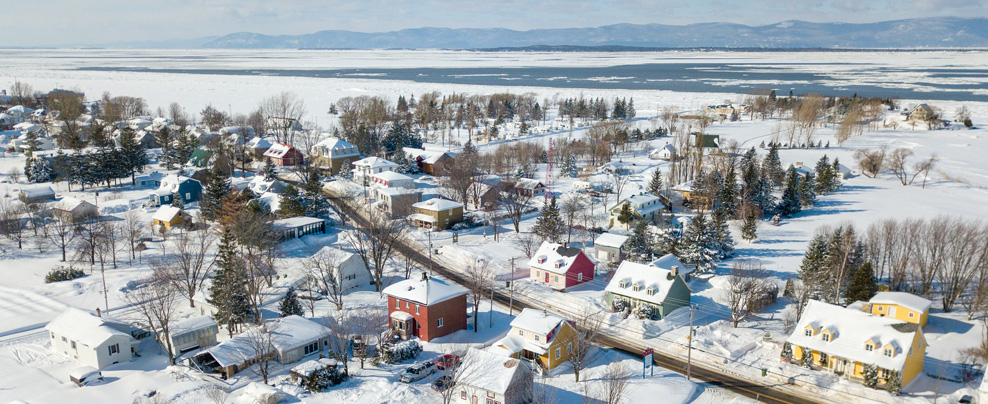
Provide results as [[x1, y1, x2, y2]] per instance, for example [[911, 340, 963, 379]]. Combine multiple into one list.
[[0, 49, 987, 403]]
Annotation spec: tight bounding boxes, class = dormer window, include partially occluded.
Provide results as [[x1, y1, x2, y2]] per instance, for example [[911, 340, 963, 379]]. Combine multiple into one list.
[[865, 344, 874, 351], [821, 333, 830, 342], [884, 348, 893, 357], [804, 329, 813, 337], [538, 256, 547, 264], [646, 287, 655, 296], [555, 260, 565, 269], [619, 280, 629, 289], [632, 283, 641, 292]]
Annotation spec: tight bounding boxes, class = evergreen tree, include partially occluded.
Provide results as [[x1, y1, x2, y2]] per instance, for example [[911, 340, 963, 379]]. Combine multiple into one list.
[[562, 154, 579, 178], [718, 166, 739, 219], [209, 227, 252, 335], [798, 173, 817, 208], [263, 158, 277, 181], [648, 168, 664, 196], [533, 196, 564, 242], [679, 214, 716, 272], [798, 232, 830, 296], [781, 342, 793, 362], [863, 364, 879, 388], [885, 370, 901, 395], [157, 126, 175, 170], [741, 210, 757, 242], [800, 347, 812, 368], [338, 162, 353, 180], [27, 156, 53, 183], [202, 165, 231, 221], [392, 149, 411, 174], [627, 98, 635, 118], [303, 168, 330, 217], [813, 155, 833, 195], [829, 158, 842, 192], [616, 203, 637, 228], [173, 129, 197, 167], [845, 262, 877, 304], [626, 221, 653, 263], [23, 156, 33, 182], [710, 208, 734, 258], [762, 143, 785, 186], [119, 128, 148, 184], [171, 192, 184, 208], [279, 287, 304, 317], [753, 174, 776, 216], [279, 184, 306, 218], [22, 130, 40, 155], [776, 165, 802, 217]]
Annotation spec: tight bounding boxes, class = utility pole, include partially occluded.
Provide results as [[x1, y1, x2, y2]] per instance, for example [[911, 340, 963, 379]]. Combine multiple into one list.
[[427, 231, 433, 275], [508, 258, 515, 316], [687, 304, 694, 380], [489, 284, 494, 328]]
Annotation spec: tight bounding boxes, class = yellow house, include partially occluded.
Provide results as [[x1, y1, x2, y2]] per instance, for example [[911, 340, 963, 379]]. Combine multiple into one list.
[[864, 292, 932, 328], [151, 205, 186, 230], [408, 198, 464, 230], [492, 308, 577, 371], [786, 300, 927, 390]]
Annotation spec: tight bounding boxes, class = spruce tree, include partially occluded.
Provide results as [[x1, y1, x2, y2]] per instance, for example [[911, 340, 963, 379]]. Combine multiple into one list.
[[119, 128, 148, 184], [718, 166, 738, 219], [202, 165, 231, 221], [829, 158, 842, 192], [338, 162, 353, 180], [279, 184, 306, 218], [157, 126, 175, 170], [23, 156, 34, 183], [303, 168, 329, 217], [533, 196, 564, 242], [776, 165, 802, 217], [863, 364, 879, 388], [171, 192, 184, 208], [886, 371, 901, 395], [616, 203, 636, 228], [279, 287, 304, 317], [741, 210, 757, 242], [648, 168, 664, 196], [710, 208, 734, 258], [813, 155, 833, 195], [626, 221, 652, 263], [679, 214, 716, 272], [209, 227, 251, 335], [562, 154, 579, 178], [263, 158, 277, 181], [762, 143, 784, 186], [845, 262, 877, 304], [799, 232, 830, 293]]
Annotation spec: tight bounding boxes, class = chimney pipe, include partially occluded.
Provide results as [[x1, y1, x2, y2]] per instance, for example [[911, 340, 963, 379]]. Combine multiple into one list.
[[671, 265, 679, 277], [421, 272, 428, 282], [95, 308, 101, 317]]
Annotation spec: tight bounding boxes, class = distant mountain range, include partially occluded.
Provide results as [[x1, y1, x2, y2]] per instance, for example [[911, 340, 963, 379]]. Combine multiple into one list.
[[111, 17, 988, 49]]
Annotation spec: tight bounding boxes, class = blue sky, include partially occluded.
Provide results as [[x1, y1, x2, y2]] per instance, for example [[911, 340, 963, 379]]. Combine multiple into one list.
[[1, 0, 985, 47]]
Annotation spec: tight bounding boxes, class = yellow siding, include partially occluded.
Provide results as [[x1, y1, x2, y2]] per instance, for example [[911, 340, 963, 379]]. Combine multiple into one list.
[[900, 331, 927, 386], [869, 304, 929, 327]]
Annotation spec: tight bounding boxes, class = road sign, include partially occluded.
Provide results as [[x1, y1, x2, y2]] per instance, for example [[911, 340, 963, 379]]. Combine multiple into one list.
[[643, 348, 654, 378]]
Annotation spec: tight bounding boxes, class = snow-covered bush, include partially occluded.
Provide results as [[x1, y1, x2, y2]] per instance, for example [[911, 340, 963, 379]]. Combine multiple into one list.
[[631, 304, 653, 320], [800, 347, 812, 368], [885, 370, 901, 395], [781, 342, 793, 362], [863, 364, 878, 388], [611, 298, 628, 312], [45, 266, 86, 283], [302, 367, 347, 392], [376, 340, 422, 364]]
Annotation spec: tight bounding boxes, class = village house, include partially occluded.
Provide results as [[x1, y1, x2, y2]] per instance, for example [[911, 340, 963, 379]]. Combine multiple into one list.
[[148, 175, 202, 207], [604, 259, 692, 320], [608, 193, 665, 229], [527, 241, 596, 291], [151, 205, 187, 230], [192, 315, 331, 379], [373, 187, 422, 217], [409, 198, 464, 230], [186, 148, 214, 169], [46, 308, 139, 370], [456, 348, 533, 404], [510, 178, 546, 198], [134, 171, 165, 188], [246, 136, 273, 159], [310, 137, 360, 174], [650, 143, 678, 161], [383, 274, 468, 342], [593, 232, 630, 265], [272, 217, 327, 241], [244, 176, 286, 195], [403, 147, 455, 176], [786, 300, 927, 390], [263, 143, 304, 167], [861, 292, 932, 328], [169, 316, 219, 357], [18, 185, 56, 203], [671, 181, 710, 209], [371, 171, 416, 189], [908, 103, 938, 122], [52, 197, 98, 223], [312, 246, 370, 291], [352, 156, 399, 185], [492, 308, 577, 371], [689, 133, 721, 154]]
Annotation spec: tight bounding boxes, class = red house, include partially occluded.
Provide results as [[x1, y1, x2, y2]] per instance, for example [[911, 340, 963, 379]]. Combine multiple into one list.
[[263, 143, 304, 166], [383, 274, 468, 342], [527, 241, 596, 291]]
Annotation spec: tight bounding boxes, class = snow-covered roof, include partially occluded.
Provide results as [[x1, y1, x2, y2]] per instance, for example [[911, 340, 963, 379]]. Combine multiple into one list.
[[6, 105, 34, 115], [492, 333, 547, 356], [649, 253, 693, 276], [157, 174, 197, 193], [390, 311, 414, 321], [514, 178, 544, 190], [247, 176, 285, 194], [291, 358, 339, 378], [671, 181, 693, 192], [45, 308, 133, 348], [247, 136, 273, 150], [510, 308, 566, 336], [171, 316, 217, 337], [869, 292, 932, 313], [610, 193, 664, 215], [272, 216, 325, 229], [353, 156, 398, 169], [606, 260, 688, 306], [151, 205, 182, 222], [403, 147, 454, 164], [787, 300, 922, 372], [382, 275, 468, 306], [270, 315, 330, 352], [263, 143, 297, 159], [408, 213, 438, 223], [312, 137, 359, 157], [412, 198, 463, 212], [372, 171, 413, 182], [527, 241, 590, 275], [594, 233, 629, 249], [20, 185, 55, 197], [458, 348, 529, 395], [13, 122, 40, 132], [55, 197, 93, 212]]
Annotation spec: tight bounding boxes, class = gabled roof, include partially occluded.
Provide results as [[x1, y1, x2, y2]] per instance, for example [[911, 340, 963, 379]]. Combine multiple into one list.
[[312, 137, 359, 157], [353, 156, 398, 169], [157, 175, 198, 193], [606, 260, 688, 306], [650, 253, 693, 276], [200, 315, 329, 368], [513, 178, 544, 190], [372, 171, 413, 182], [20, 185, 55, 197], [187, 149, 213, 168], [459, 348, 530, 395], [412, 198, 463, 212], [55, 197, 94, 212], [510, 308, 566, 336], [263, 143, 298, 159], [152, 205, 183, 222], [403, 147, 454, 164], [382, 275, 468, 306], [869, 292, 932, 313], [45, 308, 133, 348], [527, 241, 591, 274], [171, 316, 217, 337], [787, 300, 922, 372], [247, 137, 273, 150], [594, 233, 629, 249]]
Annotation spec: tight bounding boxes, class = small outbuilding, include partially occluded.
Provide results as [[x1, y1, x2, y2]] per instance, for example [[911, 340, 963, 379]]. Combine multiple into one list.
[[19, 185, 56, 203]]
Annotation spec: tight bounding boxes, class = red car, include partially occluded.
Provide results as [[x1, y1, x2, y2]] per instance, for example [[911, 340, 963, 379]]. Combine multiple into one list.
[[434, 354, 461, 370]]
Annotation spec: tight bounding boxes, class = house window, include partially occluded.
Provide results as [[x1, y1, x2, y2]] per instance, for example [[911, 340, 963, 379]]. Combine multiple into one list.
[[487, 392, 496, 398], [395, 299, 400, 309], [185, 193, 191, 200], [884, 348, 893, 357], [519, 330, 525, 337], [304, 342, 319, 355], [405, 301, 410, 309], [821, 333, 830, 342], [865, 344, 874, 352], [818, 352, 828, 366], [804, 329, 813, 337], [62, 336, 67, 342], [908, 312, 915, 318], [877, 306, 883, 311], [109, 344, 119, 355], [438, 318, 444, 328], [415, 305, 420, 315], [460, 391, 467, 400], [555, 347, 561, 360], [71, 341, 77, 350], [553, 276, 559, 282], [578, 273, 583, 282], [535, 335, 540, 342], [880, 369, 890, 379]]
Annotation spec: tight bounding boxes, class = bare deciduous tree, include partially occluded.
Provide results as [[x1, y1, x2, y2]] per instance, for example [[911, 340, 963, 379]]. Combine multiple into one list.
[[853, 145, 888, 178], [241, 321, 278, 384], [124, 275, 179, 365], [501, 184, 534, 233], [464, 259, 494, 333], [157, 225, 215, 308], [41, 210, 77, 262], [260, 92, 307, 145], [597, 361, 632, 404], [123, 209, 145, 264], [305, 247, 348, 311], [725, 259, 772, 328], [0, 199, 26, 249], [352, 309, 388, 369], [568, 308, 604, 382], [346, 211, 406, 293]]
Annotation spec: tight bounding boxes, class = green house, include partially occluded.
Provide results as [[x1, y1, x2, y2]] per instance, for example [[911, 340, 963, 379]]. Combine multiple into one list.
[[604, 258, 692, 320], [187, 148, 214, 168]]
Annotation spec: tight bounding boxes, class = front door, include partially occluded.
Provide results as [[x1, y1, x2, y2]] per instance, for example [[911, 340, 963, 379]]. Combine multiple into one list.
[[545, 273, 550, 283], [471, 396, 478, 404]]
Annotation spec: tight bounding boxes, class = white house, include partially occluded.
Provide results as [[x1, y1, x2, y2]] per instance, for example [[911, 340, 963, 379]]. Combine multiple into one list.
[[371, 171, 416, 189], [311, 137, 360, 173], [312, 246, 370, 291], [169, 316, 219, 357], [456, 348, 533, 404], [608, 193, 665, 228], [352, 157, 399, 185], [192, 315, 330, 378], [650, 143, 677, 161], [593, 232, 630, 264], [46, 308, 139, 370]]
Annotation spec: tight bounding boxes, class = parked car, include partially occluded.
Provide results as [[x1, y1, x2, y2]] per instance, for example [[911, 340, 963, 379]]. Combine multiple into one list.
[[434, 354, 460, 370], [431, 375, 454, 392], [399, 361, 436, 383], [69, 366, 103, 386], [959, 395, 976, 404]]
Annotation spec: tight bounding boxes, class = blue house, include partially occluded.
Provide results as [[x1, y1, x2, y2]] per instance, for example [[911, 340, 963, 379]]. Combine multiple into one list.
[[149, 175, 203, 206]]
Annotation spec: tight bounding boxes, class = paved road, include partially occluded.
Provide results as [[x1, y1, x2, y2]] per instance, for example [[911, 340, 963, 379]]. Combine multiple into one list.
[[320, 189, 831, 404]]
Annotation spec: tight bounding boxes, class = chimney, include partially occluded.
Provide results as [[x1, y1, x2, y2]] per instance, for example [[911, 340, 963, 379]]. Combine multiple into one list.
[[671, 266, 679, 277], [421, 272, 428, 282], [95, 308, 101, 317]]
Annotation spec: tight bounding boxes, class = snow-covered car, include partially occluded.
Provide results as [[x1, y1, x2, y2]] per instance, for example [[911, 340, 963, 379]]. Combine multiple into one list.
[[399, 361, 436, 383], [431, 375, 453, 392], [69, 366, 103, 386]]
